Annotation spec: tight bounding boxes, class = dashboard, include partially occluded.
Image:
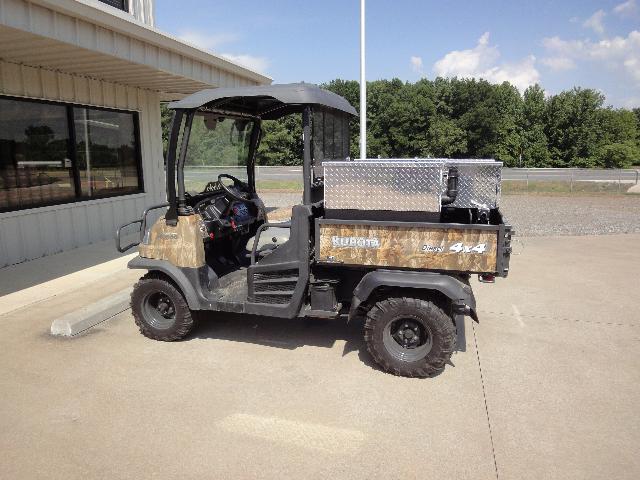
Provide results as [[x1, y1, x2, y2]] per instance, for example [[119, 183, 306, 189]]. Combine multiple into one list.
[[190, 187, 258, 239]]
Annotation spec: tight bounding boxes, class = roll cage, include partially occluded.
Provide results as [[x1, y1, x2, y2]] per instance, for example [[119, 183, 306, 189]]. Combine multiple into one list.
[[163, 83, 357, 226]]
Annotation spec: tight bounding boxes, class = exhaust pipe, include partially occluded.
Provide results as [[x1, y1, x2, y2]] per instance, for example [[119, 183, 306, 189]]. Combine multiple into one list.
[[441, 166, 459, 205]]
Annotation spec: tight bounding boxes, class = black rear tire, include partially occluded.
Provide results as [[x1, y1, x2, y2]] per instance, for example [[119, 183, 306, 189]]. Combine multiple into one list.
[[131, 273, 195, 341], [364, 297, 456, 378]]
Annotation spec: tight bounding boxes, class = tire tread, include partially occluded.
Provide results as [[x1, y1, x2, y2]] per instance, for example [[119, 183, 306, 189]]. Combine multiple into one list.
[[131, 272, 195, 342], [364, 296, 456, 378]]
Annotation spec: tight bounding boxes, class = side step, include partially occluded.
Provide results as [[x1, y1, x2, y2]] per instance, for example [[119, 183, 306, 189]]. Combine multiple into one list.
[[301, 303, 343, 319]]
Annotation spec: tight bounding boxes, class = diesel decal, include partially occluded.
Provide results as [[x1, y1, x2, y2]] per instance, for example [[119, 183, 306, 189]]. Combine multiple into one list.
[[421, 242, 487, 254], [331, 236, 380, 248], [421, 244, 445, 253]]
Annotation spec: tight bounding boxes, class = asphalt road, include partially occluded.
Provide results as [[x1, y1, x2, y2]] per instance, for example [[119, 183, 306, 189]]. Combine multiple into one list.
[[184, 165, 640, 183], [1, 234, 639, 479]]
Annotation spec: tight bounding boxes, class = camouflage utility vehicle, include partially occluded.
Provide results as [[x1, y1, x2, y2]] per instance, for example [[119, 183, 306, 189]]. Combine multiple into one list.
[[117, 83, 512, 377]]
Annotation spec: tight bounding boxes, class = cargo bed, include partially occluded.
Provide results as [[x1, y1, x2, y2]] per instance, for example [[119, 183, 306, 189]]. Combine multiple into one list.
[[315, 216, 512, 276]]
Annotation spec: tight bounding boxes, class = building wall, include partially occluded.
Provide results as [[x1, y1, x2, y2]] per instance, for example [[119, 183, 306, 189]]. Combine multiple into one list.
[[0, 59, 166, 267], [129, 0, 154, 27]]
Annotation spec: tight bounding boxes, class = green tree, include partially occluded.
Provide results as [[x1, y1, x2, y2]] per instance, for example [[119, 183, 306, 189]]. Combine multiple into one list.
[[597, 142, 640, 168], [256, 114, 302, 165], [421, 116, 467, 157], [521, 85, 550, 167], [544, 88, 606, 167]]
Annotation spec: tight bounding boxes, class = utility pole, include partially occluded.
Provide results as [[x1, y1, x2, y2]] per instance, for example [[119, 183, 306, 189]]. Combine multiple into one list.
[[359, 0, 367, 159]]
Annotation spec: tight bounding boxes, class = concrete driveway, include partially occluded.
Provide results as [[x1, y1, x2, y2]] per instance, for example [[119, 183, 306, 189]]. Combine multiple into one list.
[[1, 234, 638, 479]]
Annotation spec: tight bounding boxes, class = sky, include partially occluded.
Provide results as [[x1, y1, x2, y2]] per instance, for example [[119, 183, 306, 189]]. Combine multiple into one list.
[[156, 0, 640, 108]]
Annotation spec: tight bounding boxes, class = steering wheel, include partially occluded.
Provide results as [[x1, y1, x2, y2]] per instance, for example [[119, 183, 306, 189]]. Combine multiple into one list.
[[218, 173, 251, 201]]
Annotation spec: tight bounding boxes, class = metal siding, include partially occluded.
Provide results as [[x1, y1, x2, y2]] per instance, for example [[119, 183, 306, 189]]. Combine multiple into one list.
[[3, 0, 29, 30], [20, 214, 39, 259], [0, 0, 265, 267], [71, 205, 89, 246], [0, 218, 8, 264], [55, 207, 74, 250], [32, 4, 54, 36], [0, 60, 164, 267], [0, 0, 269, 93], [35, 213, 49, 255], [1, 216, 22, 265], [98, 202, 112, 240]]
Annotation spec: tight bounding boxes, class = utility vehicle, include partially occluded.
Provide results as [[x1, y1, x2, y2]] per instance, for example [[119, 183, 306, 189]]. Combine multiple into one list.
[[117, 83, 512, 378]]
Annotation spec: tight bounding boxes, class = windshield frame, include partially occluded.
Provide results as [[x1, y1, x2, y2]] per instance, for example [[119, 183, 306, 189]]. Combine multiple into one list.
[[179, 110, 261, 195], [172, 109, 261, 216]]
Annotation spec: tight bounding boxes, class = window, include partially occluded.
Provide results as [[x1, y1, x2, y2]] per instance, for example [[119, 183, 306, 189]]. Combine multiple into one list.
[[74, 108, 141, 198], [312, 109, 350, 165], [98, 0, 128, 12], [0, 96, 142, 213], [183, 114, 256, 193]]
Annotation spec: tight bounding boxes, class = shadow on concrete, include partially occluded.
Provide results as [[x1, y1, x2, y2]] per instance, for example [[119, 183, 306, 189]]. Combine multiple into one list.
[[190, 311, 462, 375], [0, 237, 135, 297], [190, 311, 383, 372]]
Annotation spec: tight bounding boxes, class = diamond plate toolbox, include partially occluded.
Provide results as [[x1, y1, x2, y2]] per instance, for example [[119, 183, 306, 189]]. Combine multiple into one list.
[[323, 160, 444, 212], [442, 159, 502, 209], [323, 159, 502, 212]]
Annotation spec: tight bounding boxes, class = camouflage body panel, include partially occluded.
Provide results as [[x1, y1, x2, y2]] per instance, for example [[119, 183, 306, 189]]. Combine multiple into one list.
[[318, 222, 498, 273], [139, 214, 206, 268]]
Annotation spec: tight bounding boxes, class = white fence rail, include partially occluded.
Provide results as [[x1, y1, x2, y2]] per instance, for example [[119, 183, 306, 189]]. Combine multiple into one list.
[[502, 168, 639, 192], [503, 168, 639, 183]]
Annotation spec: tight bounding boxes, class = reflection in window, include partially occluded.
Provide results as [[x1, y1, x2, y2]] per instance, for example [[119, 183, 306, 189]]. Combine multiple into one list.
[[74, 108, 141, 198], [184, 115, 255, 193], [0, 98, 74, 211], [0, 96, 142, 213]]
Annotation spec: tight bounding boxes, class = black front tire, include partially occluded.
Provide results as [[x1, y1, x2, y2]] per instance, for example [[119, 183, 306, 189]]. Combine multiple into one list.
[[131, 273, 195, 341], [364, 297, 456, 378]]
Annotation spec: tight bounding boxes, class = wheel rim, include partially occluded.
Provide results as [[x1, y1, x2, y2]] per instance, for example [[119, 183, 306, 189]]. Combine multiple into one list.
[[382, 316, 433, 362], [142, 291, 177, 330]]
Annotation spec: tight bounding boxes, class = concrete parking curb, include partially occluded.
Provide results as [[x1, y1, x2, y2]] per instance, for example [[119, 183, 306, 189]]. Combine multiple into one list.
[[50, 288, 131, 337]]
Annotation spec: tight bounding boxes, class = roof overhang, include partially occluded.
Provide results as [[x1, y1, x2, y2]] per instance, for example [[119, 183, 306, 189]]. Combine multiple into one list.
[[0, 0, 272, 100]]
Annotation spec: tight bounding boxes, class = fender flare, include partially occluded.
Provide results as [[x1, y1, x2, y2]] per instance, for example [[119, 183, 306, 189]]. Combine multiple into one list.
[[349, 269, 477, 321], [128, 256, 204, 310]]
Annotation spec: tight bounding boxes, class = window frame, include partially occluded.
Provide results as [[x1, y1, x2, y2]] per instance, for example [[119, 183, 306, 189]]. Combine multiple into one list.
[[98, 0, 129, 13], [0, 94, 144, 213]]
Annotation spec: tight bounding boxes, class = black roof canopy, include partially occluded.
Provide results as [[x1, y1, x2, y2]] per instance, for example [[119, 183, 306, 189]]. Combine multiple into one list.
[[167, 83, 357, 120]]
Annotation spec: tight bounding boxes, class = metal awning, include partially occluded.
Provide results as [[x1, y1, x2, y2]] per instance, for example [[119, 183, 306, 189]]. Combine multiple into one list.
[[0, 0, 271, 99]]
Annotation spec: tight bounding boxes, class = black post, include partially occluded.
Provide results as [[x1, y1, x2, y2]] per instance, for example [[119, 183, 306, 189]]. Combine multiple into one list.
[[247, 120, 262, 193], [177, 111, 194, 216], [302, 106, 312, 205], [165, 110, 183, 226]]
